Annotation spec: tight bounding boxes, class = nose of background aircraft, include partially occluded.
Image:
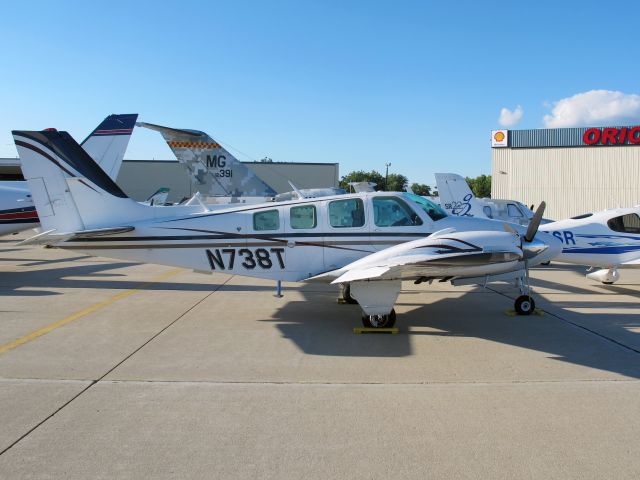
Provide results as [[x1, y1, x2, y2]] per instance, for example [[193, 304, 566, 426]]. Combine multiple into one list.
[[530, 231, 563, 264]]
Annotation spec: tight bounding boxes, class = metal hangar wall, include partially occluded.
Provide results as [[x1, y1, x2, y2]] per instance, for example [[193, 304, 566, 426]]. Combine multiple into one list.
[[491, 126, 640, 220]]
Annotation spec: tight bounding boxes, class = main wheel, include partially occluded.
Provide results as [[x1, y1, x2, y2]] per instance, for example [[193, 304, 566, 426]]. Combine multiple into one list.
[[362, 309, 396, 328], [342, 284, 358, 304], [514, 295, 535, 316]]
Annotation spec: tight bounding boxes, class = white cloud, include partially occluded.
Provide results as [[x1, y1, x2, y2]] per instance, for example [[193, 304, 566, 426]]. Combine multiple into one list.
[[543, 90, 640, 128], [498, 105, 524, 127]]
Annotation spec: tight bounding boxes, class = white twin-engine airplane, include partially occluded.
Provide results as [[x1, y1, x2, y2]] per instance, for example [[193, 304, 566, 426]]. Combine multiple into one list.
[[12, 129, 561, 327], [0, 114, 138, 237], [436, 172, 640, 284]]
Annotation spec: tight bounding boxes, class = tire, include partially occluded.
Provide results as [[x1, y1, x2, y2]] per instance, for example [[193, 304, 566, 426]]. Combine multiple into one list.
[[342, 284, 358, 304], [514, 295, 535, 316], [361, 309, 396, 328]]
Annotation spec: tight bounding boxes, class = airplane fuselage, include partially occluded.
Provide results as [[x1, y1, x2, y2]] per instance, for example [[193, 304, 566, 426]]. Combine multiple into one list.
[[57, 192, 556, 282], [0, 182, 39, 236], [540, 208, 640, 268]]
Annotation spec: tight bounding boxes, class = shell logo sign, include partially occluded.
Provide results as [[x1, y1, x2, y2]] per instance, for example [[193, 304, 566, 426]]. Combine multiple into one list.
[[491, 130, 508, 147]]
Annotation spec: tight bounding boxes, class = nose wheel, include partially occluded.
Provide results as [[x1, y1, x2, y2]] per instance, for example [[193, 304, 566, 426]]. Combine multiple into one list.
[[362, 309, 396, 328], [514, 295, 535, 315]]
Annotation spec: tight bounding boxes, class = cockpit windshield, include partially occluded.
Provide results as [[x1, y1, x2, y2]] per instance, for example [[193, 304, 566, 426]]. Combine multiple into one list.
[[402, 192, 448, 221]]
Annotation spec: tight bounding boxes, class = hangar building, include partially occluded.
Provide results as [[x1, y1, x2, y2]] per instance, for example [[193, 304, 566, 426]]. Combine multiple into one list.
[[491, 125, 640, 220], [0, 158, 340, 203]]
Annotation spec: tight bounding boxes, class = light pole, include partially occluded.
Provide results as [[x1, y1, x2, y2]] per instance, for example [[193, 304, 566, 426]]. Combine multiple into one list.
[[385, 162, 391, 191]]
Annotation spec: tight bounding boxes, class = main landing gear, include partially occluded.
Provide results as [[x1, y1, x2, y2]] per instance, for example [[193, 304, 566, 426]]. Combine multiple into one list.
[[362, 309, 396, 328], [514, 295, 535, 315]]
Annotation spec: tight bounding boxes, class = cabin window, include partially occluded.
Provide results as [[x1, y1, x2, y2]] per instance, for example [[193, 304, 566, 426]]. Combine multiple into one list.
[[373, 197, 423, 227], [253, 209, 280, 231], [607, 213, 640, 234], [329, 198, 365, 228], [483, 206, 493, 218], [507, 204, 523, 218], [290, 205, 317, 229]]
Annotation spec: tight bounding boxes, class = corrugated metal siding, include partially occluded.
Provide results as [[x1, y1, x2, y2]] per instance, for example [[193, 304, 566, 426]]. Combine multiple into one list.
[[508, 126, 639, 148], [492, 146, 640, 220]]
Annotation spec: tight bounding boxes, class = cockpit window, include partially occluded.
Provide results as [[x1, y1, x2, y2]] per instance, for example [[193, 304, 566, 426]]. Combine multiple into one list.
[[402, 192, 448, 221], [607, 213, 640, 234], [373, 197, 423, 227], [507, 204, 523, 218]]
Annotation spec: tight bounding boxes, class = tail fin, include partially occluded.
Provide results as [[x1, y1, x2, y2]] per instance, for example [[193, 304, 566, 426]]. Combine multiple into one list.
[[138, 122, 277, 199], [81, 113, 138, 180], [434, 173, 488, 218], [145, 187, 170, 205], [12, 129, 145, 232]]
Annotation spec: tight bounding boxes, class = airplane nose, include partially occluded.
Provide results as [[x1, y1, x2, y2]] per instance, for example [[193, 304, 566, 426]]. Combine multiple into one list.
[[529, 231, 562, 264]]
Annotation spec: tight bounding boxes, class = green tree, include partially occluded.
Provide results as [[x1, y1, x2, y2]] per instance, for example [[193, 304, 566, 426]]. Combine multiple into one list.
[[385, 173, 408, 192], [339, 170, 385, 191], [465, 174, 491, 198], [410, 183, 432, 196]]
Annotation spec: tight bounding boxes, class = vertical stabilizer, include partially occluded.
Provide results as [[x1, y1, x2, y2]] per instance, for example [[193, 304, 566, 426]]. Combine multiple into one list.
[[13, 130, 145, 232], [81, 113, 138, 180], [138, 122, 277, 199], [435, 173, 488, 218]]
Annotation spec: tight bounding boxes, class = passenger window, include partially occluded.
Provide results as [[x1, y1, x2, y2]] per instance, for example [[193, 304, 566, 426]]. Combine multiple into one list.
[[253, 209, 280, 231], [372, 197, 423, 227], [290, 205, 317, 229], [507, 204, 523, 218], [329, 198, 365, 228], [608, 213, 640, 233], [483, 206, 493, 218]]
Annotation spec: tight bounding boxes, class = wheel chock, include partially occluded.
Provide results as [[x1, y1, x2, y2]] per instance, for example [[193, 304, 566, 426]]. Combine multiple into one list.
[[353, 327, 399, 334], [504, 308, 544, 317]]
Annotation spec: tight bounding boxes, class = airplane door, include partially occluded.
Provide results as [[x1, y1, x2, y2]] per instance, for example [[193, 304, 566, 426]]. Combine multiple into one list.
[[323, 197, 373, 270], [284, 203, 325, 280]]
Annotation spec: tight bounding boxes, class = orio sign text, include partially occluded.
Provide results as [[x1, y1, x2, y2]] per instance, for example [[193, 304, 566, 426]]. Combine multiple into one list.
[[582, 127, 640, 146]]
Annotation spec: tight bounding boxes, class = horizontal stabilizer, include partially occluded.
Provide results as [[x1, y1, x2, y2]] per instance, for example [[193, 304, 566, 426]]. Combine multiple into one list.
[[69, 226, 134, 239]]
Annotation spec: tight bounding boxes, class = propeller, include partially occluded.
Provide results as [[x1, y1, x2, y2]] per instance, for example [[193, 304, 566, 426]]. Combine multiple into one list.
[[524, 201, 546, 243], [503, 201, 547, 260]]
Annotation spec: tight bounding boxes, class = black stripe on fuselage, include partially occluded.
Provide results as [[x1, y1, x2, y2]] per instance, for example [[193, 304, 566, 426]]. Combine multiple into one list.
[[0, 206, 36, 215]]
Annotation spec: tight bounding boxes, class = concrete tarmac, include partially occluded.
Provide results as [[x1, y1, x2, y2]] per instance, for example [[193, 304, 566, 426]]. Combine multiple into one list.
[[1, 236, 639, 479]]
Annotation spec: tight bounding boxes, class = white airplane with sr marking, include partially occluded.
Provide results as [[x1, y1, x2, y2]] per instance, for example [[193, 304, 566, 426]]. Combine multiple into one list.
[[0, 114, 138, 237], [13, 129, 562, 327], [436, 172, 640, 284]]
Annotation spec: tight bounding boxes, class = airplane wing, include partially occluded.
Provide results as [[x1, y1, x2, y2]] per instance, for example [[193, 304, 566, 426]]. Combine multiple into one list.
[[307, 230, 523, 284]]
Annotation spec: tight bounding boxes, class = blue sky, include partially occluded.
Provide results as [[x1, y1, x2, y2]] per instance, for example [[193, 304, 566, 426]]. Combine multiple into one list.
[[2, 1, 639, 187]]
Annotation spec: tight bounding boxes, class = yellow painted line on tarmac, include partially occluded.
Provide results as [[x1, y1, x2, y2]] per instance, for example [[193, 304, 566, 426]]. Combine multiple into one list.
[[0, 268, 183, 355]]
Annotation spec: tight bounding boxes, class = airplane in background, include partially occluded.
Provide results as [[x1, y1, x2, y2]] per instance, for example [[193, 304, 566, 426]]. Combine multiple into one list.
[[435, 173, 640, 284], [12, 128, 561, 327], [0, 114, 138, 237], [539, 209, 640, 284], [435, 173, 539, 225], [138, 121, 345, 204]]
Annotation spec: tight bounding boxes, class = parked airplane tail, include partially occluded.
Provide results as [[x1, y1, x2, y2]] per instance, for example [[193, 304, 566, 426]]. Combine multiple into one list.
[[81, 113, 138, 180], [138, 122, 277, 199], [12, 129, 148, 233], [434, 173, 487, 218]]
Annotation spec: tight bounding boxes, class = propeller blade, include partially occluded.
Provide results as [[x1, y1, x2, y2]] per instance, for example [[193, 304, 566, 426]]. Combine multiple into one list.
[[524, 201, 546, 243]]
